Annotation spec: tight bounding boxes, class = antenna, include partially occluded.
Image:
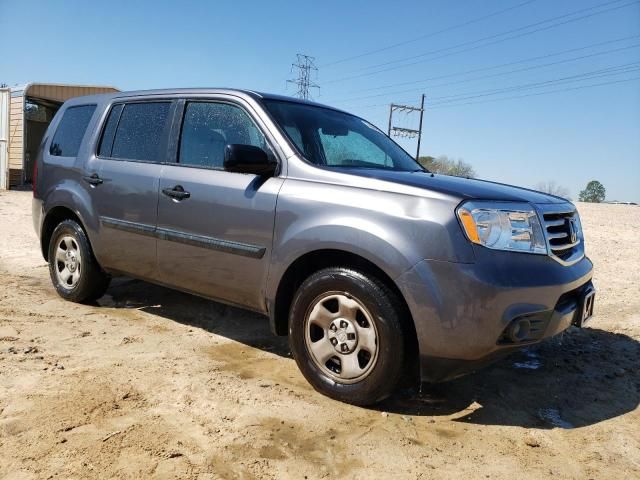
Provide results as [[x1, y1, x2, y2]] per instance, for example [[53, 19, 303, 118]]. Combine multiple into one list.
[[287, 54, 320, 100]]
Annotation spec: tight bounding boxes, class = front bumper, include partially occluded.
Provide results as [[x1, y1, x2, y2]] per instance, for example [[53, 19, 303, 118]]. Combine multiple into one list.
[[396, 246, 594, 382]]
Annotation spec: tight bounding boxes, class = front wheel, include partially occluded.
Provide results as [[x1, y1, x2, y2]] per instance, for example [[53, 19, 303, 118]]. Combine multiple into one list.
[[48, 219, 110, 303], [289, 268, 405, 406]]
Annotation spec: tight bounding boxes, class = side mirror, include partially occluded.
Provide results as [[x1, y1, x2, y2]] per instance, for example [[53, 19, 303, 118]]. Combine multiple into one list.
[[224, 144, 276, 176]]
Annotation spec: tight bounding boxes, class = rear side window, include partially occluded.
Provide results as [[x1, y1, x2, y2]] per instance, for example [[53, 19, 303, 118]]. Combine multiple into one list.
[[110, 102, 171, 161], [49, 105, 96, 157]]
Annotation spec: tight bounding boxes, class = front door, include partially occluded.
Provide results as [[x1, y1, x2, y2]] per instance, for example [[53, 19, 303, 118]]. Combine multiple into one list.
[[157, 100, 282, 311], [85, 100, 174, 280]]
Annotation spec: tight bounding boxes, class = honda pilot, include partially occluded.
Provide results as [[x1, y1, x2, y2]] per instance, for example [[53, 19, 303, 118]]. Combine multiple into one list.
[[32, 89, 595, 405]]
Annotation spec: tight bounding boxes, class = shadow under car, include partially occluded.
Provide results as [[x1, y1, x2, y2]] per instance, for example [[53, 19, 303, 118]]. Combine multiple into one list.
[[99, 276, 640, 429]]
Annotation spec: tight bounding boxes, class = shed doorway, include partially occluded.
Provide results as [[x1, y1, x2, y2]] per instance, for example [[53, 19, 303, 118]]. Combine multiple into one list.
[[24, 97, 60, 184]]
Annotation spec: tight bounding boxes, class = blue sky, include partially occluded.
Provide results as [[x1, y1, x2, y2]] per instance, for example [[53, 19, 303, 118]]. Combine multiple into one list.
[[2, 0, 639, 201]]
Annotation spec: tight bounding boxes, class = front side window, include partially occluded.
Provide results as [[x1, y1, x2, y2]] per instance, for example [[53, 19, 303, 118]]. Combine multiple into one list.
[[110, 102, 171, 161], [263, 100, 421, 171], [179, 102, 267, 168], [50, 105, 96, 157]]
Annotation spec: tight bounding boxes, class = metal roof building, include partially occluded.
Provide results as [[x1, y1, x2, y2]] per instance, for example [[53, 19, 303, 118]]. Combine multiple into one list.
[[0, 83, 118, 189]]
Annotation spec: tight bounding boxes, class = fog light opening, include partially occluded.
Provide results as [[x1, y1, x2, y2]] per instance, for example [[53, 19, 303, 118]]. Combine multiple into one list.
[[508, 318, 531, 343]]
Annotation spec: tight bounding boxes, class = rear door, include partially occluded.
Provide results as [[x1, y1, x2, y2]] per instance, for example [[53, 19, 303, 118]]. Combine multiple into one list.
[[85, 100, 175, 280], [156, 98, 283, 310]]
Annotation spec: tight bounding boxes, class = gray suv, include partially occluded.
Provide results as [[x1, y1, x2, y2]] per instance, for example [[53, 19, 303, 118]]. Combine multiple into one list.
[[32, 89, 595, 405]]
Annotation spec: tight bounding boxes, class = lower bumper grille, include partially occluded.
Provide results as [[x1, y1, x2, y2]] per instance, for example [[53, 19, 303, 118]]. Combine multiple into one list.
[[497, 281, 593, 345]]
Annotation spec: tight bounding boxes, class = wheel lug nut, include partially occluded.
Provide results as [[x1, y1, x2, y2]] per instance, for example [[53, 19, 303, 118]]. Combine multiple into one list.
[[330, 338, 338, 346], [347, 333, 356, 340], [341, 344, 348, 352], [340, 320, 348, 329], [330, 324, 337, 331]]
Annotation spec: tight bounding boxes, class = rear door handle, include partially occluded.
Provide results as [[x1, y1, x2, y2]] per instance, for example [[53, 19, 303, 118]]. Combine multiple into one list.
[[162, 185, 191, 201], [83, 173, 103, 186]]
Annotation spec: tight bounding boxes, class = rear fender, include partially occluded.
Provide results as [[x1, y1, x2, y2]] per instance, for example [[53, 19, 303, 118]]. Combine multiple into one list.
[[41, 180, 101, 261]]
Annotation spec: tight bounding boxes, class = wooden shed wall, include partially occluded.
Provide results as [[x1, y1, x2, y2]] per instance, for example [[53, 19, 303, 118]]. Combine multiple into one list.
[[9, 94, 24, 187]]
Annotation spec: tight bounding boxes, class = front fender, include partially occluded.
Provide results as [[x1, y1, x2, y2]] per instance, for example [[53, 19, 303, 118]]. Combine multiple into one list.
[[267, 224, 416, 312], [270, 219, 416, 289], [265, 218, 417, 338], [266, 177, 471, 306]]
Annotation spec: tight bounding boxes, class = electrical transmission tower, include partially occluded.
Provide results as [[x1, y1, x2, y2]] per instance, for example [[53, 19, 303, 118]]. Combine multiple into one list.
[[287, 54, 320, 100], [387, 94, 425, 160]]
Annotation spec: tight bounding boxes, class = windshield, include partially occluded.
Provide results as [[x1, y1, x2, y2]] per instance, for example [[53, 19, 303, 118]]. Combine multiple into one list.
[[263, 100, 423, 172]]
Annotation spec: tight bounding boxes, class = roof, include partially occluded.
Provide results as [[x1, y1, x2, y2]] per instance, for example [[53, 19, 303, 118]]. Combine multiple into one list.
[[10, 85, 348, 114], [103, 88, 348, 114]]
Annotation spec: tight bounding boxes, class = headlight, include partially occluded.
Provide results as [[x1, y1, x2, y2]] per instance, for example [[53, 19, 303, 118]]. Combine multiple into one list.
[[457, 201, 547, 254]]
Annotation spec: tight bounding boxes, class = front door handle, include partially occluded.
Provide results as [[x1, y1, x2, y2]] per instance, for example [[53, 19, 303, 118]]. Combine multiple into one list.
[[83, 173, 103, 186], [162, 185, 191, 201]]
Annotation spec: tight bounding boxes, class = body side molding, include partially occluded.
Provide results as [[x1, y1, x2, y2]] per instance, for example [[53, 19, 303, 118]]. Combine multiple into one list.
[[100, 216, 266, 259]]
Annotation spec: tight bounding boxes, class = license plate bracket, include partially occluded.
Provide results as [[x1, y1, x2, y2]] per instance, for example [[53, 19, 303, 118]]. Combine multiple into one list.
[[575, 288, 596, 328]]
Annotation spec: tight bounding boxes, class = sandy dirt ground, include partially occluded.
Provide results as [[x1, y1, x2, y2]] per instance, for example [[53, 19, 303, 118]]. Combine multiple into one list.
[[0, 190, 638, 480]]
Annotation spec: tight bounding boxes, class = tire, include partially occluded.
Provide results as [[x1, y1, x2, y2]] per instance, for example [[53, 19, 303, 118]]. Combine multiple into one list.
[[48, 219, 110, 303], [289, 267, 405, 406]]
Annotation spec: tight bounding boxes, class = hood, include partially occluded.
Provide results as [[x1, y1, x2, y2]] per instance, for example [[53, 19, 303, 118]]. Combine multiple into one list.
[[336, 168, 567, 204]]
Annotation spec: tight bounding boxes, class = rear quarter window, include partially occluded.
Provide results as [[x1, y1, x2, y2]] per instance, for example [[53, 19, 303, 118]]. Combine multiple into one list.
[[49, 105, 97, 157]]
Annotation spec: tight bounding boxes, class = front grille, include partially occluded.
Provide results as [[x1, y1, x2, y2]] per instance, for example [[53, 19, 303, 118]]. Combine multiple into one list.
[[539, 206, 584, 265]]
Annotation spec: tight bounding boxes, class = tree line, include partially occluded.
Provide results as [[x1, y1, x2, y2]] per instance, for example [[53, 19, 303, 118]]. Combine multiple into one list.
[[417, 156, 606, 203], [417, 156, 476, 178]]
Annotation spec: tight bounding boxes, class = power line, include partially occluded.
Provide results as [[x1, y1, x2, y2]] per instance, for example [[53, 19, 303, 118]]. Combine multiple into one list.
[[427, 62, 640, 105], [321, 0, 539, 68], [428, 75, 640, 109], [347, 75, 640, 111], [330, 42, 640, 105], [347, 64, 640, 110], [354, 0, 634, 73], [337, 34, 640, 97], [323, 0, 638, 85], [350, 62, 640, 109], [287, 54, 320, 100]]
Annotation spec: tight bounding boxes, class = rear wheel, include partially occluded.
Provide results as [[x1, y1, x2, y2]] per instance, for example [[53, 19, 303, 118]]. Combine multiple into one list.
[[289, 267, 405, 406], [48, 219, 110, 302]]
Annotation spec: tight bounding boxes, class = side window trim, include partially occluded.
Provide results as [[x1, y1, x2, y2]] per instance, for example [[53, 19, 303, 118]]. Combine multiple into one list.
[[96, 100, 177, 164], [98, 103, 124, 158], [172, 98, 281, 173], [166, 99, 185, 165]]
